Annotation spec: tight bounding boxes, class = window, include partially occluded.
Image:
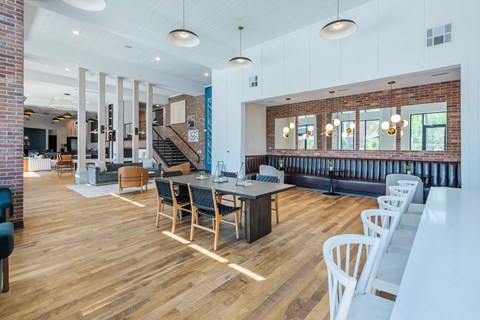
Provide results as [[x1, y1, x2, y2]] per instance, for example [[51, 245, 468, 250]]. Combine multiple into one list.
[[298, 124, 315, 149], [359, 120, 380, 150], [340, 121, 355, 150], [410, 112, 446, 151]]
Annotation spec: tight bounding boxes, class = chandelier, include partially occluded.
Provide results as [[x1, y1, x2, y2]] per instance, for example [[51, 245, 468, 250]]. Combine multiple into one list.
[[381, 81, 408, 136]]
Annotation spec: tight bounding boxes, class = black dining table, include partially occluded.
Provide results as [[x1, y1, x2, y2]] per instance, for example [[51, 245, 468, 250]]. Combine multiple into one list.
[[323, 169, 345, 196], [164, 174, 296, 243]]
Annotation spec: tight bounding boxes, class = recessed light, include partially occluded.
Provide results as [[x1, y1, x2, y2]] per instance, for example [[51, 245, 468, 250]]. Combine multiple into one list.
[[65, 67, 70, 71], [73, 30, 80, 35], [125, 45, 132, 49], [155, 57, 161, 61], [155, 104, 160, 107], [204, 72, 209, 77], [86, 101, 90, 104]]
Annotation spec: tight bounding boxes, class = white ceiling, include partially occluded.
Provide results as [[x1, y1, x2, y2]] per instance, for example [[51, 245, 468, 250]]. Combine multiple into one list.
[[24, 0, 460, 115], [24, 0, 374, 112]]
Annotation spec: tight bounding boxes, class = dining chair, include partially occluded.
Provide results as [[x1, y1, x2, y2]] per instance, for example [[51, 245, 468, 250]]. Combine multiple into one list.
[[385, 174, 423, 204], [323, 234, 394, 320], [388, 185, 420, 230], [162, 170, 183, 178], [155, 179, 191, 233], [361, 209, 410, 296], [217, 171, 238, 207], [398, 180, 425, 214], [188, 184, 241, 251], [256, 174, 280, 224]]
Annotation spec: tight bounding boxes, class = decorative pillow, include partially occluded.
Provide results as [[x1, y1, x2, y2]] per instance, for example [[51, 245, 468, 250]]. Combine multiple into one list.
[[142, 159, 154, 169], [96, 160, 107, 173]]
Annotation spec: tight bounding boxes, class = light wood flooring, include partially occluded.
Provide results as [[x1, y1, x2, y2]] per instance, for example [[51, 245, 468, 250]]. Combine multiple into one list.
[[0, 171, 377, 319]]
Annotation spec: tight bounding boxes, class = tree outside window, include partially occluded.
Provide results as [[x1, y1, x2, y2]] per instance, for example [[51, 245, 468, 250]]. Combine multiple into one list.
[[359, 120, 379, 150], [410, 112, 446, 151]]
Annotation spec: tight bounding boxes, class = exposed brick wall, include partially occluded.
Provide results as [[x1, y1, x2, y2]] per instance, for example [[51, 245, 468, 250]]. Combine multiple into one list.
[[164, 94, 205, 168], [266, 81, 460, 162], [0, 0, 24, 227]]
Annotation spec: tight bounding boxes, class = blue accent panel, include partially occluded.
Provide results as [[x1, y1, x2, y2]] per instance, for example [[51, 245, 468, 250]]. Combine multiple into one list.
[[205, 86, 212, 171]]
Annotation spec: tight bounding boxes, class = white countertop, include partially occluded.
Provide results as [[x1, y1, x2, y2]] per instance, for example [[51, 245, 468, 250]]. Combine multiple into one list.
[[391, 187, 480, 319]]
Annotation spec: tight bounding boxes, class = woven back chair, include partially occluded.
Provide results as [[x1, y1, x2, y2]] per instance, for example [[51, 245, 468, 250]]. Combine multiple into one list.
[[218, 171, 238, 206], [188, 184, 240, 251], [162, 170, 183, 178], [257, 174, 281, 224], [155, 178, 191, 233]]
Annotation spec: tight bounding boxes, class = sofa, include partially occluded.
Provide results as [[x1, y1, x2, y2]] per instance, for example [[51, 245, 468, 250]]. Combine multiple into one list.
[[246, 155, 461, 197], [88, 162, 159, 185]]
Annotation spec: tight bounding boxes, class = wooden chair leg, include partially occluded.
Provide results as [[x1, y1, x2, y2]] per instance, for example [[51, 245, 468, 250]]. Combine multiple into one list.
[[190, 210, 197, 241], [2, 258, 9, 292], [214, 217, 221, 251], [156, 201, 163, 227], [171, 207, 178, 234], [234, 212, 239, 240]]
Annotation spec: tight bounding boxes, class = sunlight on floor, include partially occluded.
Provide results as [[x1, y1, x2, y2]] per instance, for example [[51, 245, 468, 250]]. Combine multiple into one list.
[[23, 172, 41, 178], [109, 193, 146, 207], [162, 230, 265, 281]]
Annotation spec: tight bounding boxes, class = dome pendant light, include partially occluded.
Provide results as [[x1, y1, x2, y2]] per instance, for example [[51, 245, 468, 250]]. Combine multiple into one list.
[[63, 0, 106, 11], [320, 0, 357, 40], [167, 0, 200, 48], [229, 26, 253, 68]]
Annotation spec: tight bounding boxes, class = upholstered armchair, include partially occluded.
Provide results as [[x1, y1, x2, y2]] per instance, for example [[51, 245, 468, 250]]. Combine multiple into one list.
[[118, 166, 149, 194]]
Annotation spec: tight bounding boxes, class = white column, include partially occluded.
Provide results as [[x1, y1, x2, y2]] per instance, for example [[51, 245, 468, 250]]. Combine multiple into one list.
[[75, 67, 88, 184], [97, 72, 106, 162], [115, 76, 124, 163], [146, 83, 154, 160], [132, 80, 140, 162]]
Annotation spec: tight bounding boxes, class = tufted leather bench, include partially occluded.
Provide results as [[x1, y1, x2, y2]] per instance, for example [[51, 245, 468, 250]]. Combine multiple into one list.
[[245, 155, 461, 196]]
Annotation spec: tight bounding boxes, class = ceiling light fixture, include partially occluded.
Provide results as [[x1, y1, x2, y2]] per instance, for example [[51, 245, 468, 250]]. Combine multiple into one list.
[[320, 0, 357, 40], [63, 113, 73, 119], [381, 81, 408, 136], [204, 72, 209, 77], [167, 0, 200, 48], [24, 109, 35, 116], [63, 0, 106, 12], [229, 26, 253, 68], [72, 30, 80, 35], [155, 57, 161, 61], [324, 91, 340, 137]]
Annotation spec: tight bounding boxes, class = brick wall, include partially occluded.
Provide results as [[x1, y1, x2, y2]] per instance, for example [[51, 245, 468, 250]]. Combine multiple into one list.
[[164, 94, 205, 168], [266, 81, 460, 162], [0, 0, 24, 227]]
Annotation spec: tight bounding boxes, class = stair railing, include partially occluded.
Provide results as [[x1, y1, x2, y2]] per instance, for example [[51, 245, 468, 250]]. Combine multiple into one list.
[[166, 125, 201, 164], [152, 128, 174, 165]]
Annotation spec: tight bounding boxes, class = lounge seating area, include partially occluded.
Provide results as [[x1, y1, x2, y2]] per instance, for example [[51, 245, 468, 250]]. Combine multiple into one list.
[[246, 155, 462, 197], [88, 161, 160, 185]]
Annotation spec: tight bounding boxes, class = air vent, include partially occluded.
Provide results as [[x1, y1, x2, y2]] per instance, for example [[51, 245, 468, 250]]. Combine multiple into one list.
[[427, 23, 452, 47], [249, 75, 258, 88]]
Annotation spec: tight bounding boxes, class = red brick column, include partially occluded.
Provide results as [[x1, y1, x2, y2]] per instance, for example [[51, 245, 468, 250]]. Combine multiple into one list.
[[0, 0, 24, 227]]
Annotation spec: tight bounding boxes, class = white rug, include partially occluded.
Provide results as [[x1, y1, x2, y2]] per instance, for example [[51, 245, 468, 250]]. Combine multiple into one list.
[[67, 181, 155, 198]]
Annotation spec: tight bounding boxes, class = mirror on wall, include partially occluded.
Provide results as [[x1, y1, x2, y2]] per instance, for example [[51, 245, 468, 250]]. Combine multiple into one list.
[[359, 108, 396, 151], [297, 115, 317, 150], [400, 102, 447, 151], [274, 117, 296, 149], [328, 111, 356, 150]]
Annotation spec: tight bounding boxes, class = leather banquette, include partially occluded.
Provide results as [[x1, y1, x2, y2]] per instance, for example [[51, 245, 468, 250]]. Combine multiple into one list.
[[246, 155, 461, 196]]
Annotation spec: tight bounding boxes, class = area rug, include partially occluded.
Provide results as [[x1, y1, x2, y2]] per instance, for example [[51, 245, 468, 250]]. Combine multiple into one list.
[[67, 181, 155, 198]]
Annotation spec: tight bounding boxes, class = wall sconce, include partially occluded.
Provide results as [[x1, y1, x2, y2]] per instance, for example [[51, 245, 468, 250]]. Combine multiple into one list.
[[100, 125, 105, 134], [23, 135, 29, 141], [134, 127, 139, 135]]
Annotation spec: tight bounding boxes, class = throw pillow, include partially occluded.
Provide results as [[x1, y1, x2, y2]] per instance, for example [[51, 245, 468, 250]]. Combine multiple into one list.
[[96, 160, 107, 173], [142, 159, 154, 169]]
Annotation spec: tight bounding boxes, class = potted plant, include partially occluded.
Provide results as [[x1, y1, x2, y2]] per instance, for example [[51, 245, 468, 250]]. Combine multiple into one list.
[[406, 164, 412, 175], [278, 158, 284, 168], [328, 160, 334, 171]]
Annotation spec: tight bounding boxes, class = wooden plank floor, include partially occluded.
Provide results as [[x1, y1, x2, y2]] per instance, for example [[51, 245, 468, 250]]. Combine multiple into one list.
[[0, 171, 377, 319]]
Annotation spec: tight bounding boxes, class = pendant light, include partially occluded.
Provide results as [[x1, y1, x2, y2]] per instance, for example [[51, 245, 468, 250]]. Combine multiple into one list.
[[282, 98, 294, 138], [325, 91, 340, 137], [229, 26, 253, 68], [167, 0, 200, 48], [320, 0, 357, 40], [63, 0, 106, 11], [381, 81, 408, 136]]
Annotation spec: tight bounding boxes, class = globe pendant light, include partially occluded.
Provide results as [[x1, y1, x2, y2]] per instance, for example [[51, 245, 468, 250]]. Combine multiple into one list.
[[167, 0, 200, 48], [63, 0, 106, 11], [229, 26, 253, 68], [320, 0, 357, 40]]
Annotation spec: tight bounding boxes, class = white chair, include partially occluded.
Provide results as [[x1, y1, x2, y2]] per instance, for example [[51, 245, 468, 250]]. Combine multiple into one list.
[[323, 234, 394, 320], [362, 209, 410, 295], [388, 186, 420, 230], [386, 174, 423, 204], [377, 195, 416, 252], [398, 180, 425, 214]]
